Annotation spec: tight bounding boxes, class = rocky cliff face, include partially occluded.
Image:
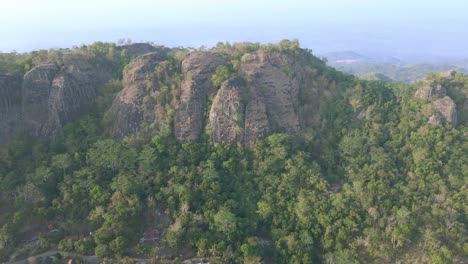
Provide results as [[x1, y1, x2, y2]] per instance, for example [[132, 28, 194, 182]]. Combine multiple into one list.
[[110, 49, 329, 147], [208, 51, 305, 146], [21, 63, 60, 137], [432, 96, 457, 127], [209, 77, 247, 145], [0, 55, 115, 144], [0, 75, 22, 145], [414, 84, 447, 100], [22, 55, 114, 137], [174, 52, 226, 142], [109, 51, 170, 139], [5, 43, 463, 148], [413, 77, 460, 127], [110, 50, 231, 142], [239, 51, 303, 146]]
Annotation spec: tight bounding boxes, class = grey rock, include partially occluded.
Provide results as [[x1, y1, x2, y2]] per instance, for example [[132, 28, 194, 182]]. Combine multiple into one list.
[[22, 55, 113, 138], [432, 96, 457, 127], [427, 115, 442, 126], [21, 63, 60, 137], [174, 51, 226, 142], [414, 84, 446, 100], [0, 74, 22, 145], [439, 70, 457, 79], [209, 77, 247, 145], [239, 50, 302, 146], [108, 51, 169, 139]]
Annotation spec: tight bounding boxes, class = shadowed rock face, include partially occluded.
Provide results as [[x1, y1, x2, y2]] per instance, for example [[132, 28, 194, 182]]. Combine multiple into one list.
[[0, 75, 22, 145], [174, 51, 226, 142], [109, 51, 170, 139], [0, 75, 22, 110], [21, 63, 60, 137], [22, 56, 113, 138], [432, 96, 457, 127], [209, 77, 247, 145]]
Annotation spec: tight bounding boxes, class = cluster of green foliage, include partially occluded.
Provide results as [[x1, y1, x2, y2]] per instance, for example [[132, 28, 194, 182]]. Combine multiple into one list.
[[0, 42, 466, 263], [0, 41, 132, 79]]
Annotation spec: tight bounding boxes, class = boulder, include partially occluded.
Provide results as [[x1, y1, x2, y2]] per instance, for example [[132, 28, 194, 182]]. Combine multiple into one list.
[[432, 96, 457, 127], [414, 84, 446, 100], [427, 115, 442, 126], [439, 70, 457, 79]]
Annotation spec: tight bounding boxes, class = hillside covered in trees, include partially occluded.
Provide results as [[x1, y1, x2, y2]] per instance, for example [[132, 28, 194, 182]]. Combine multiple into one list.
[[0, 40, 466, 263]]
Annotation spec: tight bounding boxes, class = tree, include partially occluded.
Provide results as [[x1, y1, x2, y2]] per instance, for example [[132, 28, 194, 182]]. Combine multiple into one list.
[[87, 139, 137, 176], [211, 65, 233, 87], [52, 153, 72, 177]]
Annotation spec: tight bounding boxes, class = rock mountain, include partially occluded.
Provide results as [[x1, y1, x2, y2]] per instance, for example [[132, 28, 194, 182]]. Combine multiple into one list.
[[108, 46, 337, 147], [0, 42, 464, 147]]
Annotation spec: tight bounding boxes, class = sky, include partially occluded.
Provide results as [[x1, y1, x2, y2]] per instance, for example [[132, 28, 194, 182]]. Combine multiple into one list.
[[1, 0, 467, 62]]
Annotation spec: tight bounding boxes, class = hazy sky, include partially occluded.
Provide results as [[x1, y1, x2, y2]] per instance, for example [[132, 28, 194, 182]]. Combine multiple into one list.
[[1, 0, 467, 61]]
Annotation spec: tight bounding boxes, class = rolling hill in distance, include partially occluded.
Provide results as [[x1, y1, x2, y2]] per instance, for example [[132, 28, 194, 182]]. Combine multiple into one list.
[[322, 50, 468, 83]]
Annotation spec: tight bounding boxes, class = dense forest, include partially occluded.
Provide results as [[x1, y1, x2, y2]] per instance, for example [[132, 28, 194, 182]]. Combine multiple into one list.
[[0, 41, 466, 263]]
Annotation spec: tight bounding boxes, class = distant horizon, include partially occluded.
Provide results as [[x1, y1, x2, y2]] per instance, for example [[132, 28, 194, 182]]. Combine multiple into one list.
[[1, 0, 467, 63], [1, 36, 465, 65]]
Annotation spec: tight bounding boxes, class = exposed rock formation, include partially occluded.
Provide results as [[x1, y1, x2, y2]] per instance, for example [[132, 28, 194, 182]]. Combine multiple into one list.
[[0, 75, 22, 145], [356, 108, 367, 120], [109, 51, 169, 139], [22, 56, 113, 138], [427, 115, 442, 126], [0, 75, 22, 110], [414, 84, 446, 100], [439, 70, 457, 79], [209, 77, 247, 145], [432, 96, 457, 127], [21, 63, 60, 136], [174, 52, 226, 142], [112, 49, 311, 147], [239, 51, 303, 146]]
